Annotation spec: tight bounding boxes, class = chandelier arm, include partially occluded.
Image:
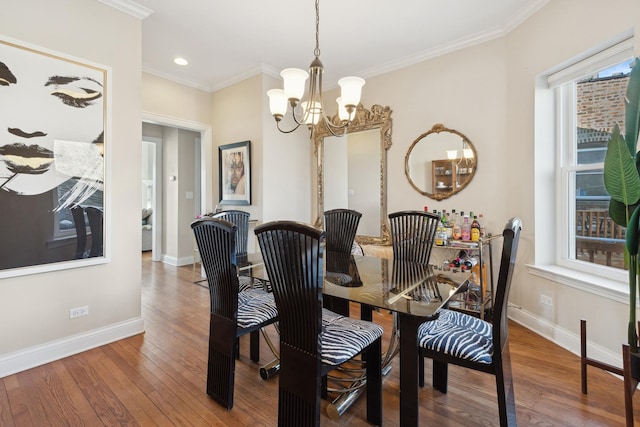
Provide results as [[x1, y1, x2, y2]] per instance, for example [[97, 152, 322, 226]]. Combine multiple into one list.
[[290, 104, 308, 127], [276, 120, 302, 134], [321, 121, 348, 137]]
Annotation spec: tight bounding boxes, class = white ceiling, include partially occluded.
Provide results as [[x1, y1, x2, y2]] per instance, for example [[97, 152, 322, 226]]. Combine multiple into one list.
[[104, 0, 549, 92]]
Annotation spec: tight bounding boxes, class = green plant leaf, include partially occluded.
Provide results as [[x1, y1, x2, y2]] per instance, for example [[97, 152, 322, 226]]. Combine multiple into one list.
[[626, 58, 640, 154], [627, 205, 640, 255], [604, 125, 640, 214], [609, 199, 634, 226]]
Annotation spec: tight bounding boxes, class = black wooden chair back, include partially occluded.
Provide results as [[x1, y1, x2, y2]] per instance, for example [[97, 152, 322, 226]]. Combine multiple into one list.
[[213, 210, 250, 255], [324, 208, 362, 254], [389, 210, 439, 264]]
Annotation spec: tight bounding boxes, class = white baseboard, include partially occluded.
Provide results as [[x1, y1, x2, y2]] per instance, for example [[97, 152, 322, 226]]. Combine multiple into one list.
[[509, 306, 621, 369], [162, 255, 193, 266], [0, 317, 144, 378]]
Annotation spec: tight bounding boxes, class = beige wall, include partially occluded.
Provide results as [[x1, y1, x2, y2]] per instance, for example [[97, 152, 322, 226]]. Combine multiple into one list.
[[143, 73, 212, 126], [0, 0, 143, 373], [504, 0, 637, 363], [211, 74, 312, 224]]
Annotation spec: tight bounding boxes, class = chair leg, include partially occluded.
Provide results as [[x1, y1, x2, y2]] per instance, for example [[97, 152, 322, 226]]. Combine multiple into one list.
[[418, 352, 425, 387], [495, 344, 517, 426], [278, 349, 321, 427], [321, 375, 328, 399], [250, 330, 260, 363], [365, 337, 382, 426], [207, 315, 237, 409], [432, 360, 448, 393]]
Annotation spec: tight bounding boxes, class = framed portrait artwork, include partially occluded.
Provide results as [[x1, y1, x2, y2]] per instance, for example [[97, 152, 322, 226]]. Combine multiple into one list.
[[0, 36, 109, 278], [218, 141, 251, 205]]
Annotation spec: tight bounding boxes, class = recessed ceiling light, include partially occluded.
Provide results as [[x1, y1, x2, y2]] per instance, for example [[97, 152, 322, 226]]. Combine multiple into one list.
[[174, 57, 189, 66]]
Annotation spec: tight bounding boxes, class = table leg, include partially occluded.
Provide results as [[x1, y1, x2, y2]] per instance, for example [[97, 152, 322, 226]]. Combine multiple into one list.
[[398, 313, 424, 427]]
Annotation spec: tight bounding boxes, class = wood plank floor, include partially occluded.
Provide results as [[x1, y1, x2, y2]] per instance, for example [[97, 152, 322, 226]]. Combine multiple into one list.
[[1, 252, 638, 426]]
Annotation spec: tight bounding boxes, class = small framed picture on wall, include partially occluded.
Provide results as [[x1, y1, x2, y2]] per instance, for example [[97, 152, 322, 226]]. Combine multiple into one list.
[[218, 140, 251, 205]]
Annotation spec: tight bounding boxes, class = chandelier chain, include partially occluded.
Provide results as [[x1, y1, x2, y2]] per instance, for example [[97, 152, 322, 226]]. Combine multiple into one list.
[[314, 0, 320, 58]]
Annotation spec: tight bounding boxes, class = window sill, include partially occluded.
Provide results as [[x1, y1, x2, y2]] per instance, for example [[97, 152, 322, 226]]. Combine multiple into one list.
[[527, 264, 629, 305]]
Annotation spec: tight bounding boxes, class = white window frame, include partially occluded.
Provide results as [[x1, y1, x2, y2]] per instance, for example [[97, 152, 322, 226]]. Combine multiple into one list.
[[532, 35, 634, 292]]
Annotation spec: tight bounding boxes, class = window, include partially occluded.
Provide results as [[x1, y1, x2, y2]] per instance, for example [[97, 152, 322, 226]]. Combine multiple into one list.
[[549, 38, 634, 278], [53, 181, 104, 240]]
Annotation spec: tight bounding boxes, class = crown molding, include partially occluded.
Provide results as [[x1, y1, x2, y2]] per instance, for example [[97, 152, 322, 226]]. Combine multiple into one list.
[[504, 0, 551, 34], [98, 0, 154, 19], [142, 65, 212, 92]]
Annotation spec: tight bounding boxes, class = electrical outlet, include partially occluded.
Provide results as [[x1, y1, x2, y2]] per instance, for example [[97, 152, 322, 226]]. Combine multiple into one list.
[[69, 306, 89, 318], [540, 294, 553, 307]]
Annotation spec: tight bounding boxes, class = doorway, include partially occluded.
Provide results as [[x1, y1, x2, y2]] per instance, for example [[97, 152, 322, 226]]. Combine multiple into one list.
[[141, 114, 213, 264]]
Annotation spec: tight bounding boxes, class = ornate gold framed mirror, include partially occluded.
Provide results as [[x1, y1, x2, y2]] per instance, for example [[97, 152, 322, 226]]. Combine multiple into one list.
[[313, 104, 392, 244], [404, 124, 477, 200]]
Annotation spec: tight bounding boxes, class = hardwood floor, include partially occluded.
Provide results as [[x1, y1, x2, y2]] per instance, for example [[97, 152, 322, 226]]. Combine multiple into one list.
[[1, 252, 638, 426]]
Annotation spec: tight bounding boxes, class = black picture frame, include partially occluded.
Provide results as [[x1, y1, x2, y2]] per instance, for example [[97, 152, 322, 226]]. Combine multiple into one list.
[[218, 140, 251, 205]]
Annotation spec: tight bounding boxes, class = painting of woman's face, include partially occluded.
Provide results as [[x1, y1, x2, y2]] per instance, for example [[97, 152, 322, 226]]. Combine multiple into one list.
[[0, 41, 105, 199], [0, 39, 108, 274]]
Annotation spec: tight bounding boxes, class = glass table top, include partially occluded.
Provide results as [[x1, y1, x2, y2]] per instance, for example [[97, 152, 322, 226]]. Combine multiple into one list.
[[238, 251, 470, 318]]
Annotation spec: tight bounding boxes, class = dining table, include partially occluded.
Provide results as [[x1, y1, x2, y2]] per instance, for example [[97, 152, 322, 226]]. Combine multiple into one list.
[[238, 250, 471, 427]]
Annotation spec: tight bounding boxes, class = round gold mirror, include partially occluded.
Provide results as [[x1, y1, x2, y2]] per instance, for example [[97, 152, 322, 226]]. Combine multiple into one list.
[[404, 124, 477, 200]]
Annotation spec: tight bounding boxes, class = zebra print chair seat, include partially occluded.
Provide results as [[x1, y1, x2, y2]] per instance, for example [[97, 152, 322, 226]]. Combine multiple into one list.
[[191, 217, 279, 410], [255, 220, 383, 427], [320, 308, 383, 365], [417, 308, 493, 364], [236, 288, 278, 329], [417, 217, 522, 427]]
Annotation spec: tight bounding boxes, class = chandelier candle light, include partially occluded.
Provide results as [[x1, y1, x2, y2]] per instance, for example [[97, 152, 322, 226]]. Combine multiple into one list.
[[266, 0, 365, 137]]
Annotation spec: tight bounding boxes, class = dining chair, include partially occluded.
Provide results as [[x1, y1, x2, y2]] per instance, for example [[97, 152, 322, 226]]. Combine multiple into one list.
[[383, 210, 441, 365], [417, 217, 522, 426], [191, 217, 279, 410], [255, 220, 383, 427], [389, 210, 440, 264], [213, 210, 250, 253], [212, 210, 256, 291], [324, 208, 362, 254], [324, 208, 362, 315]]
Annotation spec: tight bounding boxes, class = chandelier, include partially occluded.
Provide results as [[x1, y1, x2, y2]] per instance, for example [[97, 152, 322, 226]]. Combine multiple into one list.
[[266, 0, 365, 137]]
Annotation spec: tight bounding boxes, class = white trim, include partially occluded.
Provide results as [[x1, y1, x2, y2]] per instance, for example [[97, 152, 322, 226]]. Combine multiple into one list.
[[0, 317, 144, 378], [142, 112, 214, 215], [527, 264, 629, 305], [98, 0, 153, 19], [508, 306, 622, 369], [161, 254, 193, 267], [503, 0, 550, 34], [546, 34, 634, 88], [141, 65, 212, 92]]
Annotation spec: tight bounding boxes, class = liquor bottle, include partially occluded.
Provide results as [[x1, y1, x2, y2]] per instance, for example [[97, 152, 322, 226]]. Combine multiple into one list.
[[445, 211, 453, 239], [452, 210, 462, 240], [478, 213, 486, 237], [471, 215, 481, 241], [435, 219, 446, 246], [461, 214, 471, 241]]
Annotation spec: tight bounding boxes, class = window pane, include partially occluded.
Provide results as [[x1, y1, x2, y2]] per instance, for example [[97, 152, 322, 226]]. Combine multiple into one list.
[[571, 58, 631, 270]]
